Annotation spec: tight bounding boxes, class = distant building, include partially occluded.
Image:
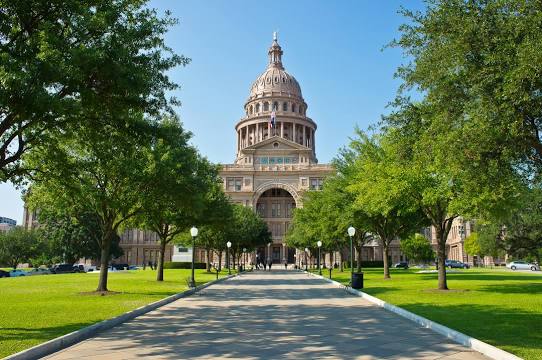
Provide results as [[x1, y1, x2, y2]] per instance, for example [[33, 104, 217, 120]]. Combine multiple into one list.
[[0, 216, 16, 233]]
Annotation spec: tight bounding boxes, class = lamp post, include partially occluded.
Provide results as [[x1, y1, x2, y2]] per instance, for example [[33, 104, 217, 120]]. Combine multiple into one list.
[[459, 223, 467, 266], [189, 226, 198, 288], [348, 226, 356, 284], [242, 247, 247, 271], [304, 247, 309, 271], [267, 242, 271, 265], [226, 241, 232, 275], [317, 240, 322, 275]]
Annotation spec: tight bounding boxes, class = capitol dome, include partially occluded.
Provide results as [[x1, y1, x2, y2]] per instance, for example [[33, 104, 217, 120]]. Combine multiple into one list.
[[248, 35, 303, 101], [235, 34, 317, 164]]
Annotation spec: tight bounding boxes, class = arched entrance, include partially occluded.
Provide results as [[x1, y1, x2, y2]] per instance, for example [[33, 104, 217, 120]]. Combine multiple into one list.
[[255, 187, 297, 264]]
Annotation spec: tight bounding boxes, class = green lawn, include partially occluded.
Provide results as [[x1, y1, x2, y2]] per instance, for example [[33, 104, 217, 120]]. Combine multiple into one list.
[[316, 267, 542, 360], [0, 268, 228, 358]]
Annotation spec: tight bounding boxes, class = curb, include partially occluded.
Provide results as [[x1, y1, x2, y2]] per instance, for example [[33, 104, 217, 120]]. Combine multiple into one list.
[[4, 274, 237, 360], [305, 271, 522, 360]]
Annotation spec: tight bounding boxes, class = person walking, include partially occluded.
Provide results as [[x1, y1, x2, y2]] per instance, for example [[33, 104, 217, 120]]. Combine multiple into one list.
[[268, 259, 272, 271], [263, 261, 267, 271]]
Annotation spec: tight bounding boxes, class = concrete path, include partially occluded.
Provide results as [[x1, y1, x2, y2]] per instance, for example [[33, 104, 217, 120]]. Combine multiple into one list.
[[45, 270, 489, 360]]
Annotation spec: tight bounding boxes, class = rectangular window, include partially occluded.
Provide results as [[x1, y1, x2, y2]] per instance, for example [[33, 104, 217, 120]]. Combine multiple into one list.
[[257, 203, 266, 217], [286, 202, 295, 217], [309, 178, 324, 190], [272, 203, 281, 217], [227, 177, 243, 191], [260, 157, 268, 164], [178, 247, 188, 253]]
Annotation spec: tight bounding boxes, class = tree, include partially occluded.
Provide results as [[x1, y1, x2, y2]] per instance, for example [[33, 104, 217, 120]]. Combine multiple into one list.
[[0, 226, 40, 269], [134, 118, 218, 281], [392, 0, 542, 177], [37, 207, 123, 265], [25, 117, 151, 292], [225, 205, 270, 267], [346, 130, 427, 279], [499, 188, 542, 264], [400, 233, 434, 265], [1, 0, 188, 180]]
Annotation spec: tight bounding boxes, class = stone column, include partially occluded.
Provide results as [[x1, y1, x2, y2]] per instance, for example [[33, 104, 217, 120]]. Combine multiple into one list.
[[256, 122, 259, 143], [293, 123, 296, 144], [280, 121, 284, 138], [312, 129, 315, 153], [268, 121, 271, 139], [303, 126, 306, 147]]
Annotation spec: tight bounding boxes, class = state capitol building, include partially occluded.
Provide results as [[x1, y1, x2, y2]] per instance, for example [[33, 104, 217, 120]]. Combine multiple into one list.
[[24, 35, 502, 268], [219, 34, 333, 264]]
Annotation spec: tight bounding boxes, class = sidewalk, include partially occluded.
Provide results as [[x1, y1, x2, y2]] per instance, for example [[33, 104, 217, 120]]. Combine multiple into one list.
[[44, 270, 489, 359]]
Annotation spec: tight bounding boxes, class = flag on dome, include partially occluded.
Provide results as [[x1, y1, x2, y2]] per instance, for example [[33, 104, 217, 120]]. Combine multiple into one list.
[[270, 110, 276, 128]]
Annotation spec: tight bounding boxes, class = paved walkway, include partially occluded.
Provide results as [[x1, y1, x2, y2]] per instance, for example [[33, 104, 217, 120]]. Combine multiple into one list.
[[45, 271, 489, 359]]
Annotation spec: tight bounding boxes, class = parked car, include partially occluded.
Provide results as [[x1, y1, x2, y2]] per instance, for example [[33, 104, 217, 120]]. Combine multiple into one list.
[[111, 263, 129, 271], [27, 267, 52, 276], [0, 269, 10, 278], [9, 269, 27, 277], [506, 261, 540, 271], [128, 265, 140, 270], [73, 264, 97, 273], [445, 260, 470, 269], [394, 261, 409, 269], [50, 263, 75, 274]]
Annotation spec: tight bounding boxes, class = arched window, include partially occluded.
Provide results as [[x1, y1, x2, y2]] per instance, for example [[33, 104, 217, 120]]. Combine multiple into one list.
[[255, 103, 260, 113], [291, 103, 296, 113], [282, 102, 288, 111], [264, 102, 269, 111], [249, 105, 253, 115], [299, 105, 303, 114], [273, 101, 278, 110]]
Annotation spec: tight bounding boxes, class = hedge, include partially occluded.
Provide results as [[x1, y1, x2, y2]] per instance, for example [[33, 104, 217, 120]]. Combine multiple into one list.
[[163, 261, 206, 269], [343, 261, 385, 268]]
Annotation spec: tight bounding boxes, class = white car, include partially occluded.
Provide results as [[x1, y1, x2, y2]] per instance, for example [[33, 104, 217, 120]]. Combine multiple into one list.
[[506, 261, 540, 271], [9, 269, 27, 277], [27, 268, 52, 276]]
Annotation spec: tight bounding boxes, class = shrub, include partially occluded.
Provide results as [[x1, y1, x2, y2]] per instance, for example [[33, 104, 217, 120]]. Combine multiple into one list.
[[163, 261, 206, 269]]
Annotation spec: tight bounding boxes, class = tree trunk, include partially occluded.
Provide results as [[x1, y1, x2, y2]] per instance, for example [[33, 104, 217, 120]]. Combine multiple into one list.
[[437, 226, 448, 290], [218, 251, 223, 271], [96, 236, 111, 292], [206, 248, 211, 272], [339, 249, 344, 272], [383, 241, 390, 279], [156, 241, 166, 281], [355, 244, 363, 273]]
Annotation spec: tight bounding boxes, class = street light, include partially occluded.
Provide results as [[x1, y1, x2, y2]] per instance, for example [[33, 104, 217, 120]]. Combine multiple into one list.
[[243, 247, 247, 271], [348, 226, 356, 284], [317, 240, 322, 275], [267, 242, 271, 266], [304, 247, 309, 271], [189, 226, 198, 288], [226, 241, 232, 275]]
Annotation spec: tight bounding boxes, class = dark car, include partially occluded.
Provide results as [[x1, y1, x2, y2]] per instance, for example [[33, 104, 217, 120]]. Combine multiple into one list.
[[50, 264, 75, 274], [394, 261, 409, 269], [0, 269, 9, 278], [445, 260, 470, 269], [111, 263, 129, 271]]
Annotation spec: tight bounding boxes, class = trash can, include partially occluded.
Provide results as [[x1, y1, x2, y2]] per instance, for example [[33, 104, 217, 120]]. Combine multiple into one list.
[[352, 272, 364, 289]]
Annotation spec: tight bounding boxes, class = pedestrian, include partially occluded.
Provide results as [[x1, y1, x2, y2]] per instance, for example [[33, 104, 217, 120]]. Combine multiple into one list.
[[148, 261, 153, 270], [153, 260, 157, 270], [263, 261, 267, 271], [268, 259, 272, 271], [284, 261, 287, 270]]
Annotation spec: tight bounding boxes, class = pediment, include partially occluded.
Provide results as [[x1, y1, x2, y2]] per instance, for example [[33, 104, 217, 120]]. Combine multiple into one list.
[[242, 136, 309, 152]]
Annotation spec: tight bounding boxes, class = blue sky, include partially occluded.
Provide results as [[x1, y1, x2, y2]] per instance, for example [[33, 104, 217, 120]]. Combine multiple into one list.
[[0, 0, 425, 223]]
